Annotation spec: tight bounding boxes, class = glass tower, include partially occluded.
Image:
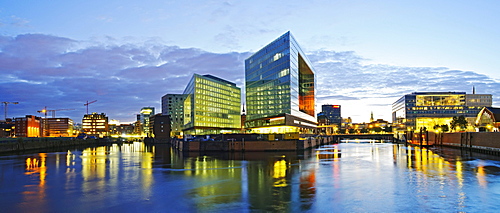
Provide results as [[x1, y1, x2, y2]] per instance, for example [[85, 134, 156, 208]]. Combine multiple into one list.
[[182, 74, 241, 135], [245, 31, 316, 133]]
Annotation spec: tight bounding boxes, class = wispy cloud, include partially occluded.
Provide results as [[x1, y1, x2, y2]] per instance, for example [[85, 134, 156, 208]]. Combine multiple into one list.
[[1, 34, 499, 123]]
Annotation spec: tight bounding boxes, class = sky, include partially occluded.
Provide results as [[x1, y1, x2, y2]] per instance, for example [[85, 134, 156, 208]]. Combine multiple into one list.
[[1, 0, 500, 123]]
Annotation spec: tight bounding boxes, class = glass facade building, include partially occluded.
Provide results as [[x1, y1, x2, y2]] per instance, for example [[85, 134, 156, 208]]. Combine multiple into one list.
[[182, 74, 241, 135], [318, 105, 341, 125], [245, 31, 316, 133], [392, 92, 492, 131]]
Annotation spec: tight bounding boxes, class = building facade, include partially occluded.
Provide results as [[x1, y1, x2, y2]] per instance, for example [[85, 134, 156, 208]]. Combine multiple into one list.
[[162, 94, 187, 137], [150, 114, 171, 142], [318, 105, 341, 125], [140, 107, 155, 137], [42, 118, 74, 137], [82, 113, 109, 138], [245, 31, 317, 133], [14, 115, 41, 137], [392, 92, 492, 131], [182, 74, 241, 136], [475, 107, 500, 132]]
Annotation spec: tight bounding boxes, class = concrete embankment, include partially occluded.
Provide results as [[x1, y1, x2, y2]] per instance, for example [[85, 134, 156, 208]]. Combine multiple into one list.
[[0, 137, 99, 154], [171, 136, 335, 152]]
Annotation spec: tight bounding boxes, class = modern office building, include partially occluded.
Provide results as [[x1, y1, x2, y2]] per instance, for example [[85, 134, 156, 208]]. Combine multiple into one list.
[[245, 31, 317, 133], [182, 74, 241, 135], [140, 107, 155, 137], [14, 115, 41, 137], [392, 92, 492, 131], [162, 94, 188, 137], [318, 105, 341, 125], [42, 118, 74, 137], [82, 113, 109, 138]]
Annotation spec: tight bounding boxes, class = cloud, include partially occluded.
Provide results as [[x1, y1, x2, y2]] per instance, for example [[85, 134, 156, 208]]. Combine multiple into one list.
[[1, 34, 499, 123], [0, 34, 249, 122]]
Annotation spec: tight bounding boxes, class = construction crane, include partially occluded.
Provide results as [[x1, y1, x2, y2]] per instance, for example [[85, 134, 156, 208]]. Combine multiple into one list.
[[84, 100, 97, 114], [2, 101, 19, 120], [37, 107, 76, 118]]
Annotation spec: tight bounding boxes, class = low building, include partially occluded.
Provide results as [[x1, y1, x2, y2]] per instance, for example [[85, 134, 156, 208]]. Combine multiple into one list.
[[0, 119, 15, 138], [475, 107, 500, 132], [82, 113, 109, 138], [14, 115, 41, 137], [42, 118, 74, 137], [392, 92, 492, 132]]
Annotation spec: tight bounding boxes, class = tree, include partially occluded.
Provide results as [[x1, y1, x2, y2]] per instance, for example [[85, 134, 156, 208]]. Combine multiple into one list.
[[450, 116, 468, 131]]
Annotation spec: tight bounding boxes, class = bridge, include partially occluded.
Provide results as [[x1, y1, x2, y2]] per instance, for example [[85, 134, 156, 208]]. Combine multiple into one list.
[[332, 134, 395, 143]]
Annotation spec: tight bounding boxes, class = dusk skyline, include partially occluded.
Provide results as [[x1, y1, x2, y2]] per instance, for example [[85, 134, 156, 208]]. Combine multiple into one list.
[[1, 1, 500, 123]]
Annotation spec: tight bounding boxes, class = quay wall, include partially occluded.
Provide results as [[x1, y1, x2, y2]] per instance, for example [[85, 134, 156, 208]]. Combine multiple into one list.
[[0, 138, 98, 154], [172, 136, 334, 152], [440, 132, 500, 154], [407, 131, 500, 154]]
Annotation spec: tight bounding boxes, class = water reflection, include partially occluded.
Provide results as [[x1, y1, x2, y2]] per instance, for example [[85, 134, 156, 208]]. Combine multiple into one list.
[[2, 142, 500, 212]]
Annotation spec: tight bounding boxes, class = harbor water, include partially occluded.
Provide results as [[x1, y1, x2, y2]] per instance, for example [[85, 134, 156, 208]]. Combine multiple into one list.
[[1, 141, 500, 212]]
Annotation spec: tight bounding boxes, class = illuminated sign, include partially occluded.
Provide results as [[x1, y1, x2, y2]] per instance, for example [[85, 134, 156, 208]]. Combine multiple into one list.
[[333, 105, 340, 108]]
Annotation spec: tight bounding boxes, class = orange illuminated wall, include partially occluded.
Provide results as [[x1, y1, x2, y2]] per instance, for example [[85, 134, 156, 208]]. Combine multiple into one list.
[[15, 115, 41, 137], [298, 54, 315, 117]]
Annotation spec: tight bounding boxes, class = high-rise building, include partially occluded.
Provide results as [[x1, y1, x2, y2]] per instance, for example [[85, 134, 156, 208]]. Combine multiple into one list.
[[318, 105, 341, 125], [82, 113, 109, 138], [14, 115, 41, 137], [392, 92, 492, 131], [182, 74, 241, 135], [140, 107, 155, 137], [162, 94, 187, 137], [245, 31, 317, 133]]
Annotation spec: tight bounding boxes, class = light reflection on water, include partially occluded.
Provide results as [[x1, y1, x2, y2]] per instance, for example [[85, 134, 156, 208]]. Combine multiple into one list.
[[1, 142, 500, 212]]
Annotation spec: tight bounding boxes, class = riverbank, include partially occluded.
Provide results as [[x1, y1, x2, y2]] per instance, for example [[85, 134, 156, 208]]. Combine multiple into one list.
[[0, 137, 100, 154]]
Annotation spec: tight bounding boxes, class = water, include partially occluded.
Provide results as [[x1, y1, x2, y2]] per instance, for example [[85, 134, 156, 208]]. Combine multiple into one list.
[[2, 141, 500, 212]]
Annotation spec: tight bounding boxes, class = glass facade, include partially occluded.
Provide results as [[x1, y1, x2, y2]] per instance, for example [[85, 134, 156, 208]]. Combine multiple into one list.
[[392, 92, 492, 131], [245, 31, 316, 132], [319, 105, 341, 125], [182, 74, 241, 135]]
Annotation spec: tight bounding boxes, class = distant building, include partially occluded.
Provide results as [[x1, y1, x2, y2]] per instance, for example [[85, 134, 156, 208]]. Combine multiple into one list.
[[42, 118, 74, 137], [318, 105, 341, 125], [0, 119, 15, 138], [162, 94, 188, 138], [140, 107, 155, 137], [110, 123, 135, 136], [14, 115, 41, 137], [392, 92, 492, 131], [245, 31, 317, 134], [182, 74, 241, 135], [475, 107, 500, 132], [82, 113, 109, 138]]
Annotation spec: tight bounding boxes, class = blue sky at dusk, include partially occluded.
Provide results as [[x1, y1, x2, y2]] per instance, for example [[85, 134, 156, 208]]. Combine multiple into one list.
[[1, 0, 500, 123]]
